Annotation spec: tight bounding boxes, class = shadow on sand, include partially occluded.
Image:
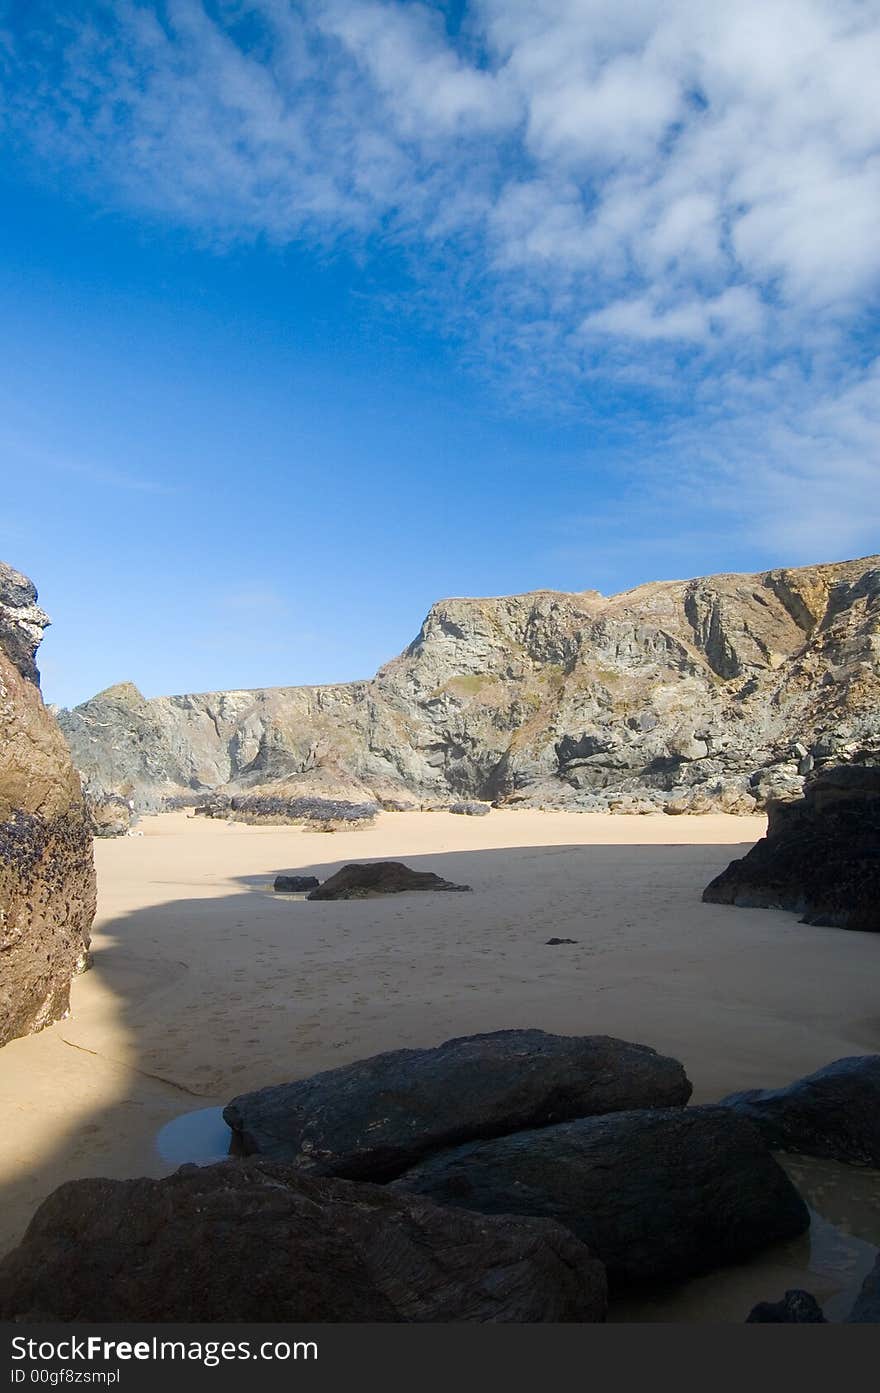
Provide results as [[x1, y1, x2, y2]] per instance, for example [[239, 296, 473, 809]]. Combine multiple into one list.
[[2, 835, 879, 1321]]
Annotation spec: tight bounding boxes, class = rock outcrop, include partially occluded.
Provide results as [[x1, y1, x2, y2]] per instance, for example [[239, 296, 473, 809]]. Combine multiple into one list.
[[224, 1030, 692, 1180], [0, 1159, 608, 1322], [0, 562, 96, 1047], [719, 1056, 880, 1166], [0, 563, 48, 686], [746, 1290, 828, 1323], [391, 1107, 810, 1291], [849, 1254, 880, 1323], [86, 791, 133, 838], [57, 553, 880, 815], [745, 1266, 880, 1324], [703, 761, 880, 929], [194, 792, 378, 828], [306, 861, 471, 901], [274, 874, 320, 892]]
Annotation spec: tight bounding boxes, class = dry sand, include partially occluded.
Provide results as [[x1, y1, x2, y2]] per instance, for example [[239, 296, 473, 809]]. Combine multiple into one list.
[[1, 808, 878, 1317]]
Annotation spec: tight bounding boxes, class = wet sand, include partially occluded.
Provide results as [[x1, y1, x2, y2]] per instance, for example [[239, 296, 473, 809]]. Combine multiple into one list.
[[1, 808, 878, 1316]]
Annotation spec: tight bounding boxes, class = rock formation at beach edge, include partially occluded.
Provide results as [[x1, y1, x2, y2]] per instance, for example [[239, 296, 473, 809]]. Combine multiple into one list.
[[58, 553, 880, 816], [704, 762, 880, 929], [0, 563, 96, 1046]]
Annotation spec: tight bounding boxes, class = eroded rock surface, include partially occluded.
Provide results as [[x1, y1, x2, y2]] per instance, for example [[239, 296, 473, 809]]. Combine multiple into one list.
[[0, 562, 95, 1046], [703, 762, 880, 929], [0, 1159, 608, 1322], [86, 791, 133, 838], [0, 562, 46, 689], [719, 1056, 880, 1165], [224, 1030, 691, 1180], [392, 1106, 810, 1291], [57, 554, 880, 814]]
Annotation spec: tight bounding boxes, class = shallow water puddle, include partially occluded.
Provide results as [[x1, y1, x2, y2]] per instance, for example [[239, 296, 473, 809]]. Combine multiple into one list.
[[611, 1153, 880, 1323], [779, 1153, 880, 1321], [156, 1106, 234, 1166]]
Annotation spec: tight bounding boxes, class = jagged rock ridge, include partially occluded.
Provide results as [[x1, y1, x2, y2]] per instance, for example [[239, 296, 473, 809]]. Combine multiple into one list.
[[0, 562, 96, 1046], [58, 554, 880, 814]]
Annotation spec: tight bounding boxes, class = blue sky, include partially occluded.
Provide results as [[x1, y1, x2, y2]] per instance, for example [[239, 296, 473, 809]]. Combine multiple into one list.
[[1, 1, 878, 708]]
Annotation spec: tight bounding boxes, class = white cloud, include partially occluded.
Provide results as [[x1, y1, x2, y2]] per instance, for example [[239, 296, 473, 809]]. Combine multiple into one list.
[[2, 0, 879, 558], [8, 0, 880, 312], [610, 360, 880, 564], [582, 285, 766, 343], [318, 0, 516, 137]]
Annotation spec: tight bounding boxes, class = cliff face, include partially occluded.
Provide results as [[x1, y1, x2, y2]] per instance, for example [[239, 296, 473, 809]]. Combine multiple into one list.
[[0, 563, 96, 1046], [58, 554, 880, 815]]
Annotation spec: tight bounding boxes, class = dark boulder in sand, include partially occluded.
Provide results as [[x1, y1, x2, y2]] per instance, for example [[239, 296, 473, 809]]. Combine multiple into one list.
[[274, 874, 320, 892], [849, 1254, 880, 1322], [703, 762, 880, 931], [719, 1056, 880, 1166], [392, 1106, 810, 1291], [746, 1290, 827, 1322], [224, 1029, 692, 1181], [0, 1159, 607, 1323], [307, 860, 471, 899], [449, 801, 491, 816], [196, 795, 378, 828]]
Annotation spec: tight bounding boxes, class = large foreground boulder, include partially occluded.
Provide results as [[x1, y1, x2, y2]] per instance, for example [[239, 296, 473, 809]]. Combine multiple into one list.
[[0, 1159, 607, 1322], [0, 562, 96, 1046], [719, 1056, 880, 1166], [392, 1106, 810, 1291], [224, 1030, 692, 1180], [703, 763, 880, 930], [307, 861, 471, 900]]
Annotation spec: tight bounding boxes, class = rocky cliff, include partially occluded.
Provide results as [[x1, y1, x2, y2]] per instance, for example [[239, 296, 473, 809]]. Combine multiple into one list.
[[58, 554, 880, 816], [0, 563, 96, 1046]]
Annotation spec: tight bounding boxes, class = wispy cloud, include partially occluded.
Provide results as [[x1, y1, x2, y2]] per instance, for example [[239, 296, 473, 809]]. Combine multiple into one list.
[[2, 0, 879, 558], [0, 427, 179, 494]]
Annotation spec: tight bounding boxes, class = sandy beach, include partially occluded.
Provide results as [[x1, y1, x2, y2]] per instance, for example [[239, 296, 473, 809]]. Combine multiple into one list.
[[2, 808, 878, 1316]]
